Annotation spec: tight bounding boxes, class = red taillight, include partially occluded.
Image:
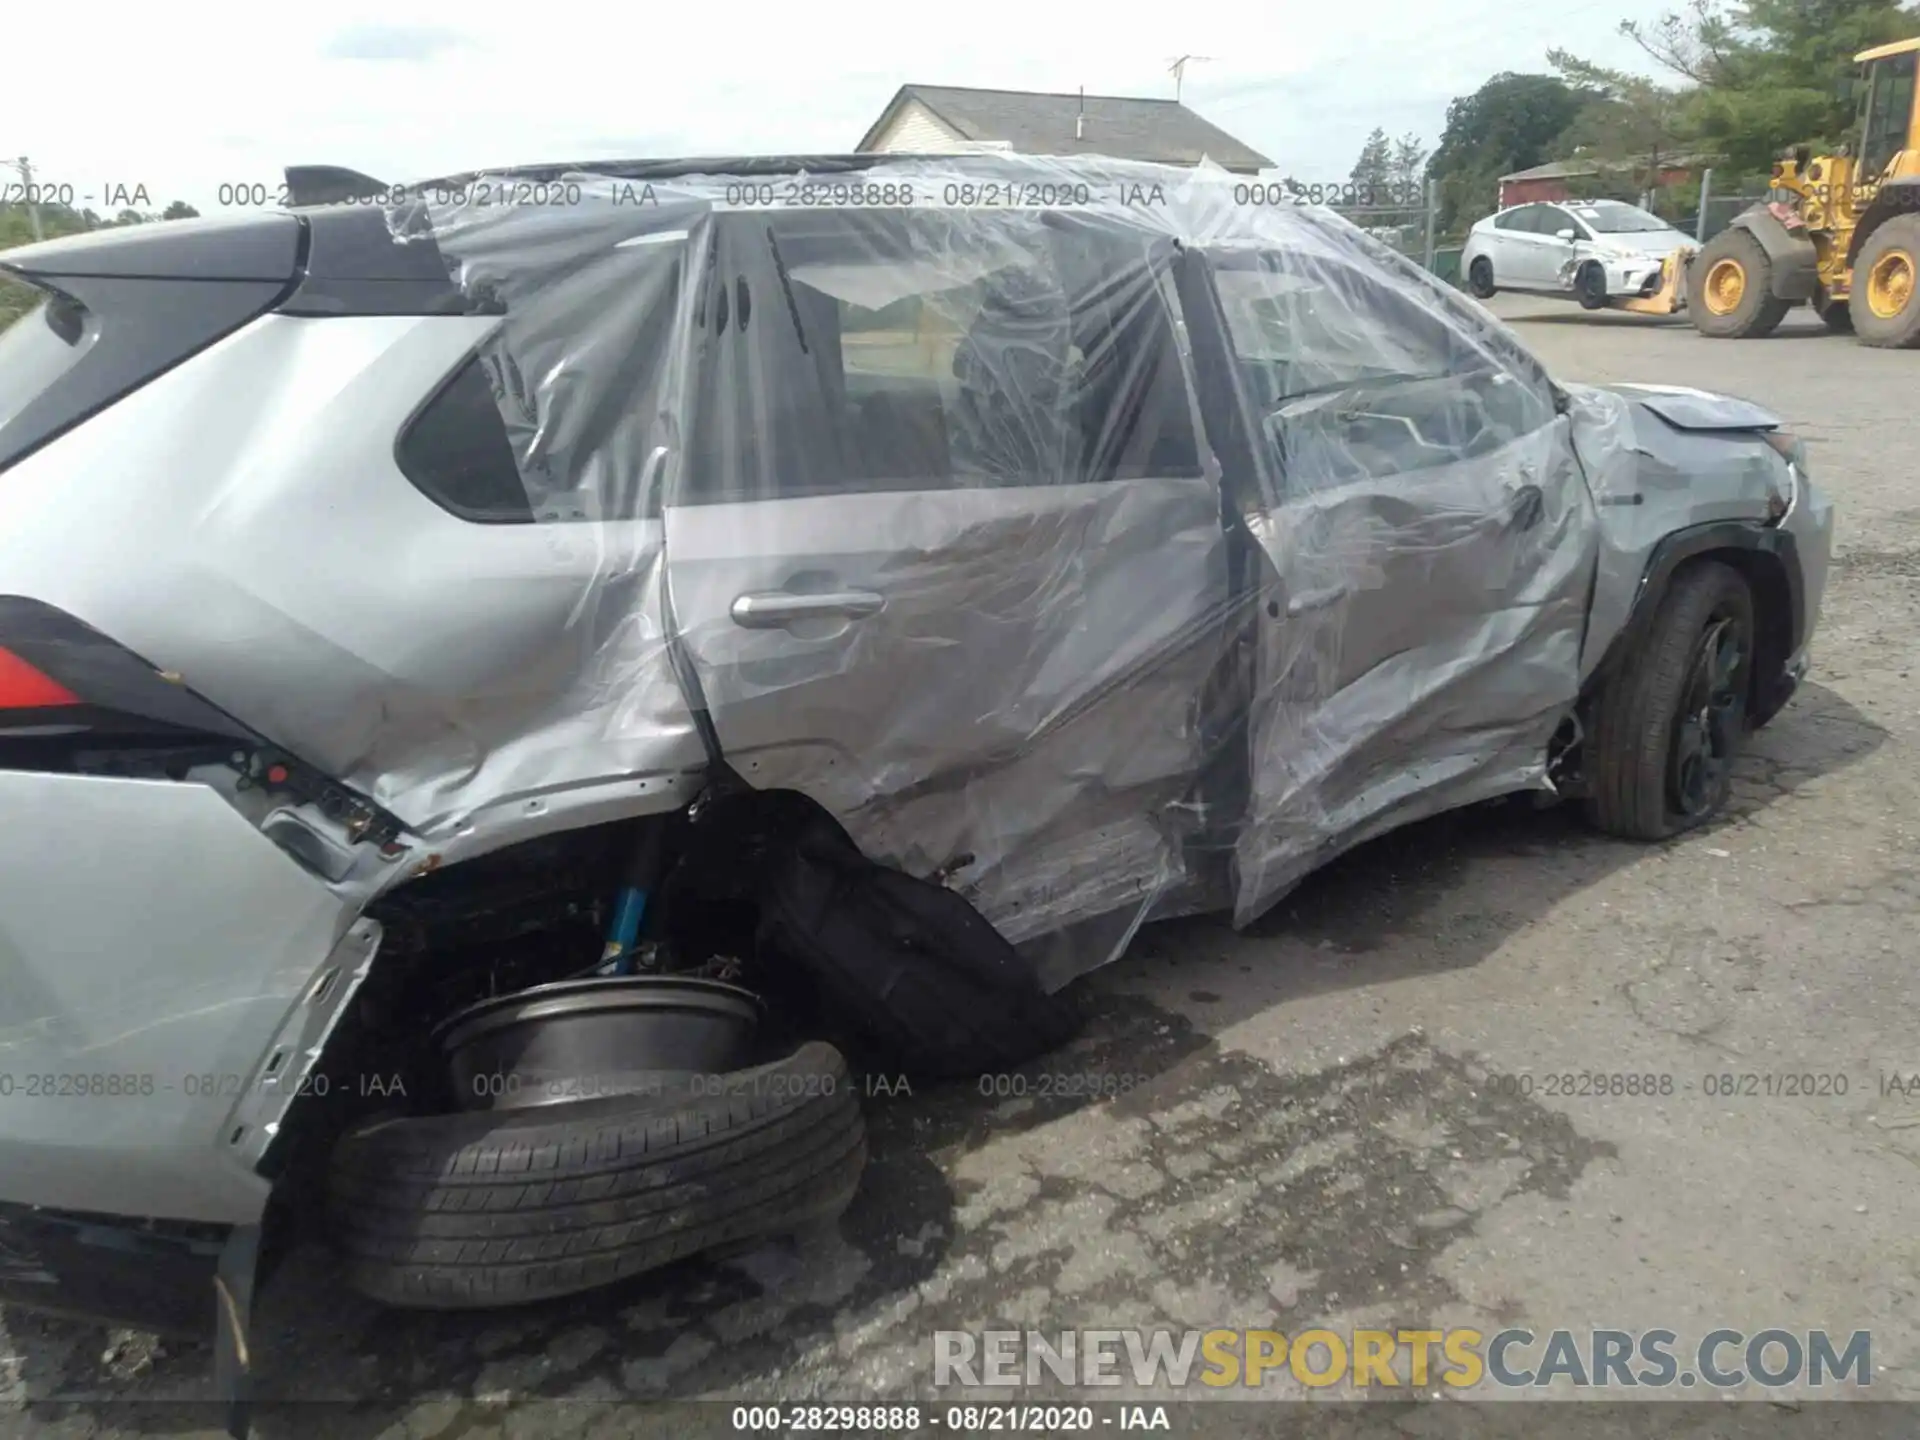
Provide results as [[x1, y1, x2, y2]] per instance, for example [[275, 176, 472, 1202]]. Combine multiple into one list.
[[0, 645, 79, 708]]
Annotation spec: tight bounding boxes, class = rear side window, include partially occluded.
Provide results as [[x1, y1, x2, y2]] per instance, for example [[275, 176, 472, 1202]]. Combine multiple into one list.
[[0, 269, 284, 476], [0, 296, 95, 447], [395, 356, 533, 522], [397, 232, 685, 523]]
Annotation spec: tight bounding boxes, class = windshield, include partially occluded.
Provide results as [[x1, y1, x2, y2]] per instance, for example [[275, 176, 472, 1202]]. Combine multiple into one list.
[[0, 292, 95, 450], [1565, 201, 1672, 234]]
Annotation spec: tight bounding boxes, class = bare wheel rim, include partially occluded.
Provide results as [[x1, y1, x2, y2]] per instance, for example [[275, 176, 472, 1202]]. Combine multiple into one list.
[[1703, 258, 1746, 316], [1867, 247, 1916, 320], [1668, 616, 1748, 818]]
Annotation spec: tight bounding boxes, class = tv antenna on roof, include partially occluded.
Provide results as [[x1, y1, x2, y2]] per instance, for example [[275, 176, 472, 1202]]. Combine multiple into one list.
[[1167, 55, 1213, 102]]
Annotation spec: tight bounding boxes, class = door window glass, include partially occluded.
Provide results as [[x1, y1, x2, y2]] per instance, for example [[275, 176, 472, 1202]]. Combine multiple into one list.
[[1212, 252, 1556, 497], [1861, 51, 1918, 180], [676, 211, 1201, 503]]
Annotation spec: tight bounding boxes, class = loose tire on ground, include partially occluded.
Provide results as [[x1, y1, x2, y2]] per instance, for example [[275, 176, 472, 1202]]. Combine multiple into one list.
[[326, 1041, 866, 1309], [1467, 256, 1496, 299], [1687, 228, 1792, 339], [1849, 214, 1920, 349], [1584, 561, 1756, 842]]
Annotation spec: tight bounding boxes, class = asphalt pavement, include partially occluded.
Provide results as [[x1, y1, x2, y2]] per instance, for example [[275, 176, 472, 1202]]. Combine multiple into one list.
[[4, 291, 1917, 1439]]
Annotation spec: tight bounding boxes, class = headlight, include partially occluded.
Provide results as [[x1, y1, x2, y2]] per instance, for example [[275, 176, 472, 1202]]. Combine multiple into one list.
[[1763, 428, 1806, 469], [1762, 429, 1803, 522]]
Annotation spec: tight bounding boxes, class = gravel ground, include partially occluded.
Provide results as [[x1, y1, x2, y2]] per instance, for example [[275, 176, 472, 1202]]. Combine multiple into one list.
[[4, 292, 1918, 1438]]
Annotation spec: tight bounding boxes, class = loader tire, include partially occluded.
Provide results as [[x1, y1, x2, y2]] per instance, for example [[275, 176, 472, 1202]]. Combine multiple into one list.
[[1688, 228, 1791, 339], [1584, 561, 1755, 842], [1849, 215, 1920, 349], [326, 1041, 866, 1309]]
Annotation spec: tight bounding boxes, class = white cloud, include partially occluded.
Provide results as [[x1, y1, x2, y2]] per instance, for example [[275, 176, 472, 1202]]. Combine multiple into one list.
[[10, 0, 1681, 213]]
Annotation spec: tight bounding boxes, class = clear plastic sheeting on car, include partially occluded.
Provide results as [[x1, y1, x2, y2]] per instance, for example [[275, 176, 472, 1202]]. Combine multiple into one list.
[[385, 155, 1620, 987]]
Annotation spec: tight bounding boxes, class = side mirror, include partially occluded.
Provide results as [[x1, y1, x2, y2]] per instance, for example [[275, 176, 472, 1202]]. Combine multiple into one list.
[[1556, 228, 1577, 241]]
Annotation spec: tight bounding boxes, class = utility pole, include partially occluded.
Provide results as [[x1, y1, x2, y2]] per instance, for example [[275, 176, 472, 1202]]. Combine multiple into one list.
[[1167, 55, 1213, 103], [5, 156, 46, 242]]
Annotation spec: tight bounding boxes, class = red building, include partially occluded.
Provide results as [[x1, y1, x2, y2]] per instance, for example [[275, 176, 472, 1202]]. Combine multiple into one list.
[[1498, 159, 1697, 208]]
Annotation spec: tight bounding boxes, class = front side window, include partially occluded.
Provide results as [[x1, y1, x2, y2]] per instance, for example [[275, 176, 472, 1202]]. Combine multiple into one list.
[[1861, 51, 1918, 180], [1565, 200, 1666, 234], [1538, 208, 1579, 237], [1213, 252, 1556, 497]]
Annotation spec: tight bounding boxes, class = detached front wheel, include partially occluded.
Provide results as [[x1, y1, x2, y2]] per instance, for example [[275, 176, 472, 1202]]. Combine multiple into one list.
[[327, 1041, 867, 1309], [1585, 561, 1755, 841]]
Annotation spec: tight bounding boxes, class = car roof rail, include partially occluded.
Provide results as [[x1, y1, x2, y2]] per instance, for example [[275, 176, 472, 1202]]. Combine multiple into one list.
[[284, 165, 392, 207]]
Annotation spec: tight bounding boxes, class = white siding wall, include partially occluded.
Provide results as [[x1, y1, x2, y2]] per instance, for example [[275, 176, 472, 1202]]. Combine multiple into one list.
[[868, 101, 965, 153]]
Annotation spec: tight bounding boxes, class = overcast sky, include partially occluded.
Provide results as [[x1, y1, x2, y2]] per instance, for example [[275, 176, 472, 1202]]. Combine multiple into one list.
[[9, 0, 1679, 214]]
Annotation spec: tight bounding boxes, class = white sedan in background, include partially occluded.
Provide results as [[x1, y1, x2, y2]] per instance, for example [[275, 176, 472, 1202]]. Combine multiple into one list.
[[1462, 198, 1699, 308]]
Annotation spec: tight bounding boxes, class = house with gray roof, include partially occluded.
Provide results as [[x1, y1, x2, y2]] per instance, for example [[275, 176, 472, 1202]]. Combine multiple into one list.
[[855, 85, 1272, 174]]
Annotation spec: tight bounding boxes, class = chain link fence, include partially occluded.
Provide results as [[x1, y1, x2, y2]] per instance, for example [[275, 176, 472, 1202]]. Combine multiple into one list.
[[1692, 168, 1774, 241], [1317, 180, 1440, 270], [1231, 177, 1451, 278]]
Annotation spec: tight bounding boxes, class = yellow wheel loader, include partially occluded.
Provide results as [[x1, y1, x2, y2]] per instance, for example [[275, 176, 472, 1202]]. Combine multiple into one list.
[[1625, 37, 1920, 347]]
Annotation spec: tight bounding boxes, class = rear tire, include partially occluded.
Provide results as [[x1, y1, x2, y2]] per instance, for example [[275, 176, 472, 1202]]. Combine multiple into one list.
[[1849, 215, 1920, 349], [326, 1041, 866, 1309], [1584, 561, 1755, 842], [1467, 255, 1496, 299], [1687, 228, 1791, 339]]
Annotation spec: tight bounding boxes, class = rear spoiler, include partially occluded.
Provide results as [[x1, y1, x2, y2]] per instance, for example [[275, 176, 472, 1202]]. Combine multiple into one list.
[[284, 166, 392, 207]]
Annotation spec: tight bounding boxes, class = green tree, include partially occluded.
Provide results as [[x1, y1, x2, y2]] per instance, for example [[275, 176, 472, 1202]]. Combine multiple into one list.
[[161, 200, 201, 220], [1549, 48, 1696, 192], [1391, 133, 1428, 195], [1426, 72, 1592, 230], [1620, 0, 1920, 172], [1349, 127, 1394, 193]]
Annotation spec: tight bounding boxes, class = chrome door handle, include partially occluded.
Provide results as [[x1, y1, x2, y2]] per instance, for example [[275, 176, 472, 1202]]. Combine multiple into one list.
[[1285, 583, 1352, 618], [730, 590, 885, 628]]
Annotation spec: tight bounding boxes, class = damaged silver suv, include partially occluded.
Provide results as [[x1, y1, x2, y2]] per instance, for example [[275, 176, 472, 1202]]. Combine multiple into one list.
[[0, 153, 1831, 1407]]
